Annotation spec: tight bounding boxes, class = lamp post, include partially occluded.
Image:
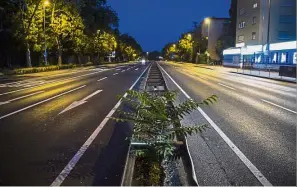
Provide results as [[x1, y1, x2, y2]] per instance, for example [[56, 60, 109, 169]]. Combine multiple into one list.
[[204, 17, 211, 39], [204, 18, 211, 64], [43, 0, 50, 66]]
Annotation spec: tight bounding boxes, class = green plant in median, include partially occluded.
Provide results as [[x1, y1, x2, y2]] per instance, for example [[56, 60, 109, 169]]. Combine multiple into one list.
[[113, 90, 218, 159]]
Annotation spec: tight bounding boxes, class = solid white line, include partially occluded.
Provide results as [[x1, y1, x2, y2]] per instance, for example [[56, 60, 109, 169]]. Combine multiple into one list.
[[135, 68, 139, 70], [97, 77, 107, 82], [50, 65, 150, 186], [158, 63, 272, 186], [218, 83, 236, 90], [0, 85, 86, 120], [0, 90, 45, 106], [262, 99, 297, 114], [113, 73, 118, 75], [121, 70, 126, 72], [0, 70, 104, 96]]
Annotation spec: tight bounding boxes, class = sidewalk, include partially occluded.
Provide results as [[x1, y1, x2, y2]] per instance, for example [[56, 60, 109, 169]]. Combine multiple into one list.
[[229, 68, 296, 83]]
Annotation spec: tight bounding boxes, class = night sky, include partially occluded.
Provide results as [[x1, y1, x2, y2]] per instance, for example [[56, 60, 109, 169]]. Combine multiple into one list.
[[108, 0, 231, 52]]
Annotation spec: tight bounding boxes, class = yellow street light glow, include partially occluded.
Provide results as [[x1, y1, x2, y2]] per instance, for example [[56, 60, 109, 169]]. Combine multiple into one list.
[[205, 17, 211, 24], [44, 0, 50, 6], [173, 44, 176, 47]]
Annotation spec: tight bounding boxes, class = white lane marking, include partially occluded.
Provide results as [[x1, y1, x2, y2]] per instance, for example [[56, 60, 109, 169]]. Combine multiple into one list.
[[158, 63, 272, 186], [121, 70, 126, 72], [218, 83, 236, 90], [135, 68, 139, 71], [115, 69, 121, 71], [50, 65, 150, 186], [0, 85, 86, 120], [59, 90, 103, 115], [262, 99, 297, 114], [97, 77, 107, 82], [113, 73, 118, 75], [0, 91, 45, 106], [198, 76, 208, 80], [0, 70, 105, 96]]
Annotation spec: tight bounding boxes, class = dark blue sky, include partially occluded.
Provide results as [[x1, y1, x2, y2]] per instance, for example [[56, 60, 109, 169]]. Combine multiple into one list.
[[108, 0, 231, 52]]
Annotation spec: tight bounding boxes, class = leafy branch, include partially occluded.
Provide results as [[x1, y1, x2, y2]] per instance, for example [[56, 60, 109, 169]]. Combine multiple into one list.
[[112, 90, 218, 159]]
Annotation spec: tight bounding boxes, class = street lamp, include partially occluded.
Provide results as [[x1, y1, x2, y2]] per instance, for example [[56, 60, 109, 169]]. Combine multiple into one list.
[[204, 17, 211, 39], [43, 0, 50, 66], [187, 33, 192, 39]]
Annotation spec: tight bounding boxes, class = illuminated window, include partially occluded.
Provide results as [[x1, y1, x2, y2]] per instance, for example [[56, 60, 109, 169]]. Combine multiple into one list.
[[238, 21, 246, 29], [238, 35, 244, 42], [272, 53, 278, 63], [252, 17, 256, 24], [256, 55, 261, 63], [281, 52, 288, 63], [252, 32, 256, 40]]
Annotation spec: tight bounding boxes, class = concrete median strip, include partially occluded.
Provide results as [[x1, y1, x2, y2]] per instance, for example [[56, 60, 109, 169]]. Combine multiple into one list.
[[50, 65, 150, 186], [157, 63, 272, 186], [0, 85, 86, 120]]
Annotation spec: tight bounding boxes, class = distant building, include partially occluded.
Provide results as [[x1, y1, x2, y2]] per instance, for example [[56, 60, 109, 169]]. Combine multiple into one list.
[[236, 0, 296, 47], [200, 17, 231, 61]]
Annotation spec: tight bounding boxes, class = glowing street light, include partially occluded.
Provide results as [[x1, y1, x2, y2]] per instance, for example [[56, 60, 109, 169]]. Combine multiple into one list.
[[44, 0, 50, 6], [204, 17, 211, 40], [204, 17, 211, 24]]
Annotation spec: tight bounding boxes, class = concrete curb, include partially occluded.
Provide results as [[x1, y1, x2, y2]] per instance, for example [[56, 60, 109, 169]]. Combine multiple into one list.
[[231, 72, 296, 83]]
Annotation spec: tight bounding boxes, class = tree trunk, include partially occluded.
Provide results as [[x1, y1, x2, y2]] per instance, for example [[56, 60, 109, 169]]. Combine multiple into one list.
[[87, 56, 91, 62], [58, 48, 62, 66], [26, 44, 32, 67], [77, 55, 81, 64], [97, 53, 100, 64]]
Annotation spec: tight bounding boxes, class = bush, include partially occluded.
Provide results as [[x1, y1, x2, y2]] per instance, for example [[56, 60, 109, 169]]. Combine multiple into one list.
[[197, 54, 208, 64], [9, 64, 76, 75]]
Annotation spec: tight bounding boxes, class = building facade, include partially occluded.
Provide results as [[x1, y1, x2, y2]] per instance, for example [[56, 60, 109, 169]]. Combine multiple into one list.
[[236, 0, 296, 47], [201, 17, 230, 61]]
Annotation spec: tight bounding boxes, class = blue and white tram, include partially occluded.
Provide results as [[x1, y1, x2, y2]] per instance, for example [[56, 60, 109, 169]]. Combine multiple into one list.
[[223, 41, 297, 70]]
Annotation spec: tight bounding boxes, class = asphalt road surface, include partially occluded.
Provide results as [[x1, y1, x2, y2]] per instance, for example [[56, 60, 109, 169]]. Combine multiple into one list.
[[0, 62, 149, 185], [158, 61, 296, 186]]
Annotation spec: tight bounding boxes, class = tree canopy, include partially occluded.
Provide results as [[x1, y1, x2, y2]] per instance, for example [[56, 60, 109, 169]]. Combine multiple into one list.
[[0, 0, 142, 68]]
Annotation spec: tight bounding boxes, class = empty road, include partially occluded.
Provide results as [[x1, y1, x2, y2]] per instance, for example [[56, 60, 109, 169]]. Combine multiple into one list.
[[0, 62, 149, 185]]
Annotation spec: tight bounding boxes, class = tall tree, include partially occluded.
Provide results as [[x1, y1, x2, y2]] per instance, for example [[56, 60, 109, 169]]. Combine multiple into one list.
[[177, 33, 193, 62], [49, 1, 84, 65], [13, 0, 43, 67], [92, 30, 117, 63]]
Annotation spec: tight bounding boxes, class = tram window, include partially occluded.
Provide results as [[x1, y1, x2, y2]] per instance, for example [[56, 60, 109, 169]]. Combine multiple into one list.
[[272, 53, 278, 63], [281, 52, 288, 63]]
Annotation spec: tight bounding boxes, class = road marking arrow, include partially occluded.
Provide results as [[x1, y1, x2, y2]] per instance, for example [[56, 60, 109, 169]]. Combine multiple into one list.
[[59, 90, 103, 115]]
